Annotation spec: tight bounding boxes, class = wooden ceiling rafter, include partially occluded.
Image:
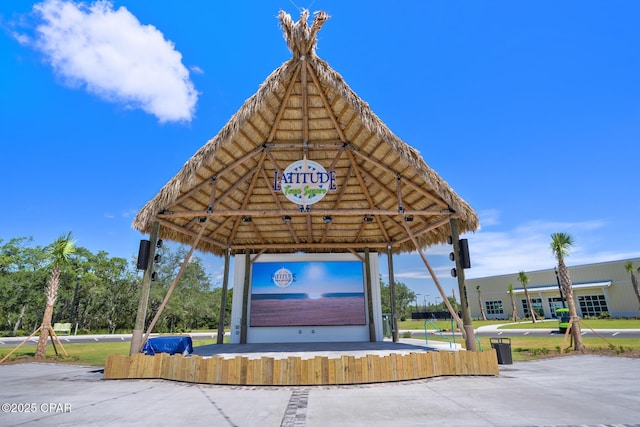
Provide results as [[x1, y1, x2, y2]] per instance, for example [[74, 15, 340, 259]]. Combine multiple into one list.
[[167, 146, 264, 210], [259, 168, 299, 244], [267, 65, 300, 143], [349, 146, 448, 208], [319, 149, 350, 244], [158, 208, 452, 220], [307, 61, 347, 143], [344, 149, 390, 242], [227, 150, 268, 244], [157, 219, 226, 251]]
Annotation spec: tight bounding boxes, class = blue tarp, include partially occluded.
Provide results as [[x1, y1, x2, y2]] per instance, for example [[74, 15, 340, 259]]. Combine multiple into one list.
[[142, 336, 193, 356]]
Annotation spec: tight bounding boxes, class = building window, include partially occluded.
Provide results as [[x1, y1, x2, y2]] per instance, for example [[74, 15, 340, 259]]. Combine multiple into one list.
[[548, 297, 565, 318], [522, 298, 544, 318], [485, 300, 504, 315], [578, 294, 608, 317]]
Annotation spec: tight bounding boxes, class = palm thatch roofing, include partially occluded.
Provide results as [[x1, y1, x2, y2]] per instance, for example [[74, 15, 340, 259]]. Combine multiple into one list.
[[132, 10, 479, 257]]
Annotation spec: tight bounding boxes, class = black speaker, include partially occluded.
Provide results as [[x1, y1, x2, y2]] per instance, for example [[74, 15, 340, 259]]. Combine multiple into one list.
[[136, 240, 151, 270], [459, 238, 471, 269]]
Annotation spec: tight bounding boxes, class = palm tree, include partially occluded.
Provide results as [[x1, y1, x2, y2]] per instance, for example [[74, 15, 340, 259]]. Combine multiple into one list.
[[35, 232, 76, 358], [517, 271, 536, 323], [550, 232, 585, 352], [508, 284, 518, 322], [624, 262, 640, 314], [476, 285, 487, 320]]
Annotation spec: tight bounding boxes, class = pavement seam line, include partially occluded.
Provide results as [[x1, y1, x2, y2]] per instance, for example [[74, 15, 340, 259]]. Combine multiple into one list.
[[280, 388, 309, 427]]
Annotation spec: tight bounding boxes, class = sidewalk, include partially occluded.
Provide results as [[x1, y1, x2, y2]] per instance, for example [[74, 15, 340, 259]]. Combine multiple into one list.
[[1, 355, 639, 426]]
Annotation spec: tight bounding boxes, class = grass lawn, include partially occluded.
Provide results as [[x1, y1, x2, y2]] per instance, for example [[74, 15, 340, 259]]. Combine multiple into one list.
[[0, 339, 219, 367], [473, 336, 640, 361], [398, 318, 640, 331]]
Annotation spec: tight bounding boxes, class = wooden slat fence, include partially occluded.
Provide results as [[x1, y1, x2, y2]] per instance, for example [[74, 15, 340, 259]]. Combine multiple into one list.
[[104, 350, 498, 385]]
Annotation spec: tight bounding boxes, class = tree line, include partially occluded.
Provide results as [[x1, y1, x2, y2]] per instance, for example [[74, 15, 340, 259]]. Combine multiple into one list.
[[0, 236, 231, 336]]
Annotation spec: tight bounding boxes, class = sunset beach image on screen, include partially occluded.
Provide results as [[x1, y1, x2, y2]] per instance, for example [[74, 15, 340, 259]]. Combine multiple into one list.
[[249, 261, 366, 327]]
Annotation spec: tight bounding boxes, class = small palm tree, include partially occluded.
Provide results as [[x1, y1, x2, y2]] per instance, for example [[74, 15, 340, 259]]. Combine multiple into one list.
[[508, 284, 518, 322], [476, 285, 487, 321], [35, 232, 76, 358], [550, 232, 585, 352], [517, 271, 536, 323], [624, 262, 640, 314]]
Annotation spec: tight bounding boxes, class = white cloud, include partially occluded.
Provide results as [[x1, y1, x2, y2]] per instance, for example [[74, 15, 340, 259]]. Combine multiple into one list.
[[464, 216, 640, 279], [27, 0, 198, 122]]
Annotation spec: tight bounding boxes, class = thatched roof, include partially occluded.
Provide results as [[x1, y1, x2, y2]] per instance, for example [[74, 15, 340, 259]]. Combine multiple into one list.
[[132, 10, 479, 256]]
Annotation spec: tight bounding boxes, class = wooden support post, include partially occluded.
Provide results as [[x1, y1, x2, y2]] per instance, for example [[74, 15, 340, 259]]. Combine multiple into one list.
[[130, 221, 159, 355], [450, 217, 477, 351], [240, 249, 251, 344], [400, 220, 466, 335], [217, 247, 231, 344], [142, 223, 206, 346], [364, 248, 376, 342], [387, 245, 399, 343]]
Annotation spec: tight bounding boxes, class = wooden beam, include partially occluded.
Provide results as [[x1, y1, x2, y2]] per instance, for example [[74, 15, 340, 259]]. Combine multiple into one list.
[[301, 58, 309, 143], [267, 65, 301, 142], [228, 151, 267, 244], [216, 247, 230, 344], [345, 149, 391, 242], [306, 61, 347, 142], [168, 146, 264, 209], [142, 222, 207, 344], [349, 146, 448, 208], [260, 168, 299, 244], [399, 220, 465, 335], [157, 219, 227, 251], [231, 241, 388, 251], [158, 208, 453, 219]]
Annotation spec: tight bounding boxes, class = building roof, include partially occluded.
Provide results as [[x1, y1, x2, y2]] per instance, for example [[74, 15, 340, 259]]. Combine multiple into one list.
[[512, 281, 612, 294], [132, 10, 478, 256]]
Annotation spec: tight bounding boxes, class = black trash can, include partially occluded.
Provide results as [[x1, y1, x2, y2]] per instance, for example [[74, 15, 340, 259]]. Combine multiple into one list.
[[490, 337, 513, 365]]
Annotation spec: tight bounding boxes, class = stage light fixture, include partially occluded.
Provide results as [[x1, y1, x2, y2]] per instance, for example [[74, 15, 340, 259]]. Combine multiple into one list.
[[154, 254, 161, 264], [404, 215, 414, 222], [242, 216, 252, 223], [198, 216, 206, 223], [156, 239, 163, 248], [282, 215, 291, 222], [363, 215, 374, 222], [323, 215, 332, 223]]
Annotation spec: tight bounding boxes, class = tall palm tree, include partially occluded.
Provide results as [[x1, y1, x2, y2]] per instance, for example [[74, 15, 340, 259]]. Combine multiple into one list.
[[476, 285, 487, 320], [550, 232, 585, 352], [624, 262, 640, 313], [517, 271, 536, 323], [508, 284, 518, 322], [35, 232, 76, 358]]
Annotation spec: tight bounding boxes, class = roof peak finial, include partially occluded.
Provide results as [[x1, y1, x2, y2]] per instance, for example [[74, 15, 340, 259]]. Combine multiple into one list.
[[278, 9, 329, 59]]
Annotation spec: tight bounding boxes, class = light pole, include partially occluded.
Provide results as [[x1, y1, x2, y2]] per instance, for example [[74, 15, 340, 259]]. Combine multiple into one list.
[[435, 296, 441, 308], [414, 294, 421, 312], [423, 295, 429, 312]]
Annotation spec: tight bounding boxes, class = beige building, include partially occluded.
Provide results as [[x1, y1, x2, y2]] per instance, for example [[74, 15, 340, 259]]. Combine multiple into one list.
[[467, 258, 640, 320]]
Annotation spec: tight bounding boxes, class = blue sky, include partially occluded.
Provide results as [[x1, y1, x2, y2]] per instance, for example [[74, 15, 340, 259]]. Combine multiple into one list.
[[1, 1, 639, 304]]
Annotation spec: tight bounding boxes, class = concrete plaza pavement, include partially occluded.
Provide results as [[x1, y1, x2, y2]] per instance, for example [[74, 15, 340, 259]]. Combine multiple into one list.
[[1, 353, 639, 426]]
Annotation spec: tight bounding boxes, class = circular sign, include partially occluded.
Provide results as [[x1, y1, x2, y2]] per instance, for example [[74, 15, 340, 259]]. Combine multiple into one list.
[[272, 267, 294, 288], [278, 159, 336, 206]]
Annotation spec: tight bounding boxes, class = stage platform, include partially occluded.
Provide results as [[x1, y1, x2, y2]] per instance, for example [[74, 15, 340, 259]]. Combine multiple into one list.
[[191, 338, 461, 359], [104, 338, 498, 386]]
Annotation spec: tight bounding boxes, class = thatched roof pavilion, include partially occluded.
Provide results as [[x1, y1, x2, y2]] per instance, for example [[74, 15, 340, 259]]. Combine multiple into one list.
[[132, 10, 478, 257]]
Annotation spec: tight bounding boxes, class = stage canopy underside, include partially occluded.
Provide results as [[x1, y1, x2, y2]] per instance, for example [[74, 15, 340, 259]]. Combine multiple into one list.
[[132, 10, 479, 258]]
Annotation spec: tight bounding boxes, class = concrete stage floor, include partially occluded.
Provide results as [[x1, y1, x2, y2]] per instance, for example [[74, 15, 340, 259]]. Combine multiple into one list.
[[191, 338, 461, 359]]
